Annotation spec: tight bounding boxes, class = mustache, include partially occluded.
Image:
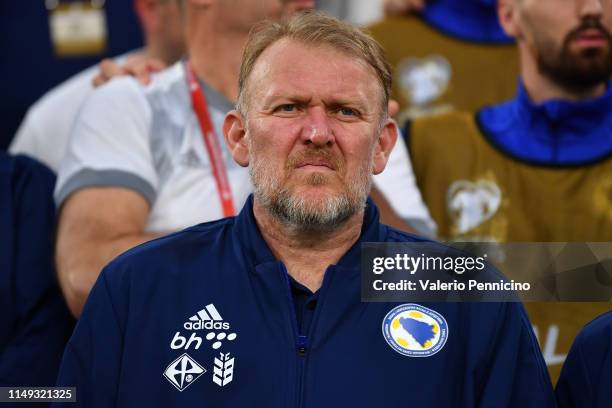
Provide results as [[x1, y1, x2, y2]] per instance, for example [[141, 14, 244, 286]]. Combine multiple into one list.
[[567, 18, 612, 43], [286, 148, 343, 171]]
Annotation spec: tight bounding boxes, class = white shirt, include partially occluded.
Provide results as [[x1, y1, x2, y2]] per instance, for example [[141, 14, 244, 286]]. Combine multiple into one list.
[[10, 54, 131, 172], [373, 130, 436, 236], [56, 60, 435, 235], [10, 64, 100, 172]]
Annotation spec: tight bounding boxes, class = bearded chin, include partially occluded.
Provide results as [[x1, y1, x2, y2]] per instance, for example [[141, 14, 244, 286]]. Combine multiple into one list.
[[537, 39, 612, 92], [250, 160, 372, 233]]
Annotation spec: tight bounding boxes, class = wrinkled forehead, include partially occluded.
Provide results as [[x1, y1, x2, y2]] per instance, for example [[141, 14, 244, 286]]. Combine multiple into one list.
[[246, 38, 384, 110]]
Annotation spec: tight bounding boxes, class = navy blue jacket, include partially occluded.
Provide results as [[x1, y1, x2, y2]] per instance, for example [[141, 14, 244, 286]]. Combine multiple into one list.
[[55, 196, 554, 407], [0, 153, 74, 387], [556, 311, 612, 407]]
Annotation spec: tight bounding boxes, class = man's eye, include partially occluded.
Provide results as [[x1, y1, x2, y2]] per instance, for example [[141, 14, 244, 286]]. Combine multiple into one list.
[[278, 104, 297, 112], [338, 108, 357, 116]]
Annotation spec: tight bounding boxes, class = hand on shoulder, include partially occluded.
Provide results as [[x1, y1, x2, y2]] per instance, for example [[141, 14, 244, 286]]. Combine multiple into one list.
[[92, 53, 167, 88]]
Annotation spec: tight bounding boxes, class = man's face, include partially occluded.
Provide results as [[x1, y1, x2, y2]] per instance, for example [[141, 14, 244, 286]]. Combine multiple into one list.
[[516, 0, 612, 90], [239, 40, 392, 231]]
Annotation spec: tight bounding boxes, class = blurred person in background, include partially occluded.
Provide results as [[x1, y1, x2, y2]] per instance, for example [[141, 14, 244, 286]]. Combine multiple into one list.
[[316, 0, 384, 26], [9, 0, 185, 172], [556, 311, 612, 407], [407, 0, 612, 382], [370, 0, 519, 122], [0, 152, 74, 388]]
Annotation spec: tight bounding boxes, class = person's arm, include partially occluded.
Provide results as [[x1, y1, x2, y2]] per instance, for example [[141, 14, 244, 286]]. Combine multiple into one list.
[[555, 335, 593, 408], [555, 312, 612, 408], [54, 77, 160, 317], [476, 302, 556, 407], [56, 187, 161, 317]]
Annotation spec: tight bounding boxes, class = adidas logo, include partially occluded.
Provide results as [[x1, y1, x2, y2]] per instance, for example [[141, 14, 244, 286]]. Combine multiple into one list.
[[184, 304, 230, 331], [179, 148, 204, 168]]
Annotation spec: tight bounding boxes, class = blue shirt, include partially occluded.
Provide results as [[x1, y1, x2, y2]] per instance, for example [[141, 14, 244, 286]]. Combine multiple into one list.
[[54, 196, 555, 407], [556, 312, 612, 407], [421, 0, 513, 44], [478, 81, 612, 166], [0, 153, 75, 387]]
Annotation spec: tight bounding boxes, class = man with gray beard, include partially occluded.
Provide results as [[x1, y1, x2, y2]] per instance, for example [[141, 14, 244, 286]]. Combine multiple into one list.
[[248, 127, 373, 232], [54, 12, 554, 406]]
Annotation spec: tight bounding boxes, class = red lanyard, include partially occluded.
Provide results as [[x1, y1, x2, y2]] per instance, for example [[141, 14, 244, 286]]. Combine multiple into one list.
[[185, 61, 236, 217]]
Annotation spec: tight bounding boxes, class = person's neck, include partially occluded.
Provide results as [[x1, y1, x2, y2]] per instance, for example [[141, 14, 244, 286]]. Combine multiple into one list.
[[253, 200, 364, 293], [143, 39, 174, 66], [520, 47, 606, 104], [186, 20, 246, 102]]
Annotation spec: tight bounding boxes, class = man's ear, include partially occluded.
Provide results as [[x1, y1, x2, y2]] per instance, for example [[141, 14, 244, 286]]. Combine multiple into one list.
[[223, 110, 250, 167], [498, 0, 521, 39], [372, 118, 398, 175]]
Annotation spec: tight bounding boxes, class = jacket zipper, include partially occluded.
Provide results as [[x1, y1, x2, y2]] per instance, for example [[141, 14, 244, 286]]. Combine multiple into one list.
[[281, 262, 333, 408], [281, 263, 342, 408], [280, 263, 308, 408]]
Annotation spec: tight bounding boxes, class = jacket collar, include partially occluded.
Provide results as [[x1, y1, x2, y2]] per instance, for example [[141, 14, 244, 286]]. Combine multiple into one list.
[[477, 80, 612, 165], [233, 194, 386, 270], [421, 0, 513, 44], [514, 80, 612, 128]]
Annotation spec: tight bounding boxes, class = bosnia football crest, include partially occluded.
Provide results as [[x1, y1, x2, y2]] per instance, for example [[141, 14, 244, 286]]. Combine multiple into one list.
[[382, 304, 449, 357]]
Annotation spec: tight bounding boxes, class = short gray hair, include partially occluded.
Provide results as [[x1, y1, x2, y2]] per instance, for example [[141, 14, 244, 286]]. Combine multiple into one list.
[[237, 11, 392, 118]]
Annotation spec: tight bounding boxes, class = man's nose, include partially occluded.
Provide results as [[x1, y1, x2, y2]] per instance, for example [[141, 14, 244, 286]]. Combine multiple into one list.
[[579, 0, 604, 20], [302, 107, 334, 147]]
